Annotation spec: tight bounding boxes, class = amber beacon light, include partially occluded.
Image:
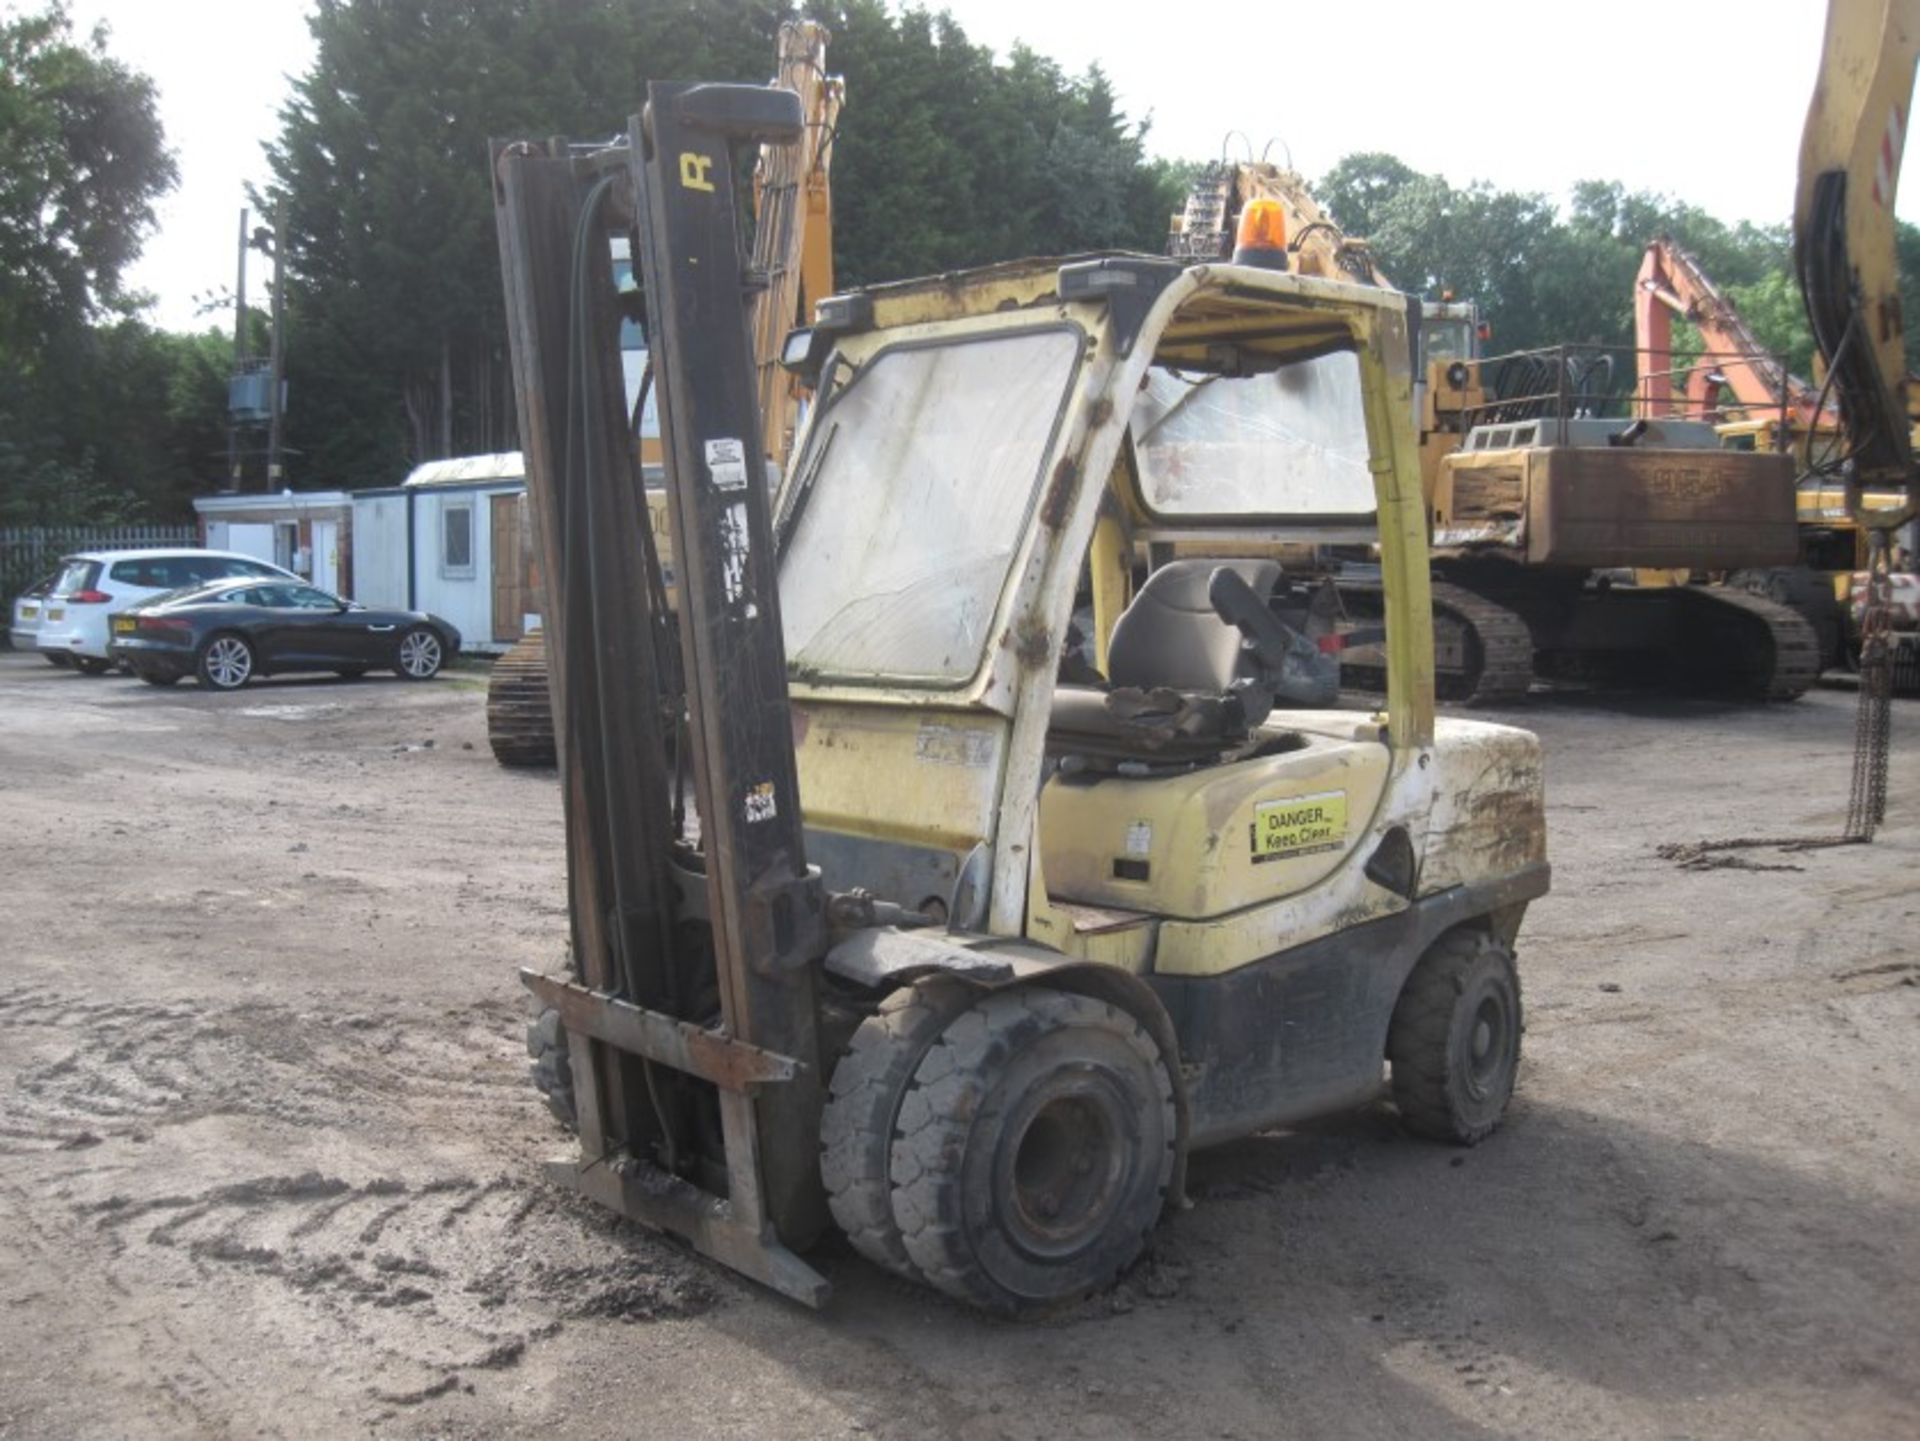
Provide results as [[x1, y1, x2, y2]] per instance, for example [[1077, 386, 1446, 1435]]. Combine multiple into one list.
[[1232, 198, 1289, 269]]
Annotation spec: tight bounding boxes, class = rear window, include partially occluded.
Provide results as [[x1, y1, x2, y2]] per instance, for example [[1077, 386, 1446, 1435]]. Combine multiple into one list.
[[110, 556, 189, 588], [51, 559, 101, 596]]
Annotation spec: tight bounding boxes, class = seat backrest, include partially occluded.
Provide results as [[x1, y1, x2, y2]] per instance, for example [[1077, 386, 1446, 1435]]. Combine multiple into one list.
[[1107, 558, 1281, 692]]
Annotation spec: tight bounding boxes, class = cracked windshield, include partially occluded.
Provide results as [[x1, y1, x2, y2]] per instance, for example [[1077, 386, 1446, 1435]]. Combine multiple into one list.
[[780, 328, 1082, 683], [1132, 348, 1377, 519]]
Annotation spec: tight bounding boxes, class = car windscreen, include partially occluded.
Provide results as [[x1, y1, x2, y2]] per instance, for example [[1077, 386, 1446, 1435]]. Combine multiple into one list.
[[778, 327, 1082, 685], [51, 558, 101, 596]]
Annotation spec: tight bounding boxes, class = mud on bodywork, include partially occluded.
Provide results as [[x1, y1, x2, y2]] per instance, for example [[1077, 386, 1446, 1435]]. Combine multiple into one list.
[[1418, 717, 1547, 893]]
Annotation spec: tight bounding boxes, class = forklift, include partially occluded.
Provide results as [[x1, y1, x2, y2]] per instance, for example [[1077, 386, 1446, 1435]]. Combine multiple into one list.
[[493, 81, 1550, 1315]]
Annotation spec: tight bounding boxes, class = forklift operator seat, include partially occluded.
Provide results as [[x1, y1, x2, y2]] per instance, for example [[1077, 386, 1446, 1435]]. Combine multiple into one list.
[[1048, 559, 1283, 766], [1107, 559, 1282, 693]]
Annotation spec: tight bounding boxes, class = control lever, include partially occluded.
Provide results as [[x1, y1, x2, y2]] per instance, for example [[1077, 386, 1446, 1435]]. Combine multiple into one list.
[[1208, 567, 1339, 707]]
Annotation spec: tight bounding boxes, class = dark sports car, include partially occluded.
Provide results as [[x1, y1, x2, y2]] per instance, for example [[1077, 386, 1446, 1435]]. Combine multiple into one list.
[[109, 578, 461, 690]]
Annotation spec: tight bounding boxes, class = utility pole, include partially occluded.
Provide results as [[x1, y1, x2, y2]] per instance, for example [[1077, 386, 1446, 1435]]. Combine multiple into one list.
[[228, 207, 249, 491], [266, 200, 287, 489]]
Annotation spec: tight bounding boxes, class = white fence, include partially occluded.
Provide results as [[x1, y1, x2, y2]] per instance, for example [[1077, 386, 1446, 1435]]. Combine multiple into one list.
[[1, 524, 199, 612]]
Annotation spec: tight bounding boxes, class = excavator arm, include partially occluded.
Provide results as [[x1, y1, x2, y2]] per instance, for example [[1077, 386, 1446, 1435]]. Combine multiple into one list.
[[1796, 0, 1920, 526], [1635, 237, 1833, 428]]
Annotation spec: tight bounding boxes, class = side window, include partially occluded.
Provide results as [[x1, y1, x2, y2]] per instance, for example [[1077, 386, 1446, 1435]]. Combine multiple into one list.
[[250, 584, 300, 608], [441, 503, 475, 578], [110, 559, 159, 587], [290, 586, 337, 610], [214, 558, 267, 580]]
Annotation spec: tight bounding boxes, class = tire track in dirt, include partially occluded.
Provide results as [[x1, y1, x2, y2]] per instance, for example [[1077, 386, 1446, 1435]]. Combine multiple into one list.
[[0, 985, 526, 1152], [81, 1170, 720, 1404]]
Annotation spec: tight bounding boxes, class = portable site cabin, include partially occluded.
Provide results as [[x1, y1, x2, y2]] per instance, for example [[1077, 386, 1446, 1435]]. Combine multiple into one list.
[[350, 262, 661, 653], [193, 491, 354, 594], [351, 455, 537, 655]]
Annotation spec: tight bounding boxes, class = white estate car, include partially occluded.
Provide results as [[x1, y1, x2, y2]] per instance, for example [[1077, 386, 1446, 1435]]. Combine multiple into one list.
[[36, 549, 299, 673], [11, 571, 59, 659]]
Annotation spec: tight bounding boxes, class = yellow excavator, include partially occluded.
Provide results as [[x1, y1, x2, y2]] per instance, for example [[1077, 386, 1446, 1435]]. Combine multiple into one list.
[[486, 20, 843, 765], [1171, 162, 1815, 702], [1796, 0, 1920, 713]]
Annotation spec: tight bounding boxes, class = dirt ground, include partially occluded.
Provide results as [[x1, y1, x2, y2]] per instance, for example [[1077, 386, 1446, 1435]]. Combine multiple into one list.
[[0, 649, 1915, 1440]]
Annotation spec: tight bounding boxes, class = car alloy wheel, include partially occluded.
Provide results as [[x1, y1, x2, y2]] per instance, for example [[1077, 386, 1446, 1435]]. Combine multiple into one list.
[[397, 627, 443, 679], [201, 635, 254, 690]]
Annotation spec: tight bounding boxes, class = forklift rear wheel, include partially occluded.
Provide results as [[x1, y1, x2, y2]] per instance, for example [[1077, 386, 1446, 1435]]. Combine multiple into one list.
[[820, 979, 974, 1280], [526, 1005, 576, 1131], [890, 988, 1175, 1315], [1386, 929, 1521, 1145]]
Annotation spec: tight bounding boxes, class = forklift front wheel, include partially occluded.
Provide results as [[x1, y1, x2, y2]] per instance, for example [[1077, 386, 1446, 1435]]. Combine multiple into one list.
[[526, 1005, 577, 1131], [890, 988, 1176, 1315], [1386, 929, 1522, 1145], [820, 979, 975, 1281]]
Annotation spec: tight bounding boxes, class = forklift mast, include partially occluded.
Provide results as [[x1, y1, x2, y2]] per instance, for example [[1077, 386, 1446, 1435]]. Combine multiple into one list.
[[492, 81, 834, 1306]]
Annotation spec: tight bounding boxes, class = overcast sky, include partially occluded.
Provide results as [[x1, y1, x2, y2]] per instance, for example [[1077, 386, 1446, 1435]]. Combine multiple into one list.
[[62, 0, 1916, 332]]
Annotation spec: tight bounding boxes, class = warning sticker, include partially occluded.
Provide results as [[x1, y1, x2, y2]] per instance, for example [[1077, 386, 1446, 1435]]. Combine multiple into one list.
[[744, 781, 778, 823], [1124, 821, 1153, 858], [1250, 791, 1347, 863], [705, 437, 749, 490]]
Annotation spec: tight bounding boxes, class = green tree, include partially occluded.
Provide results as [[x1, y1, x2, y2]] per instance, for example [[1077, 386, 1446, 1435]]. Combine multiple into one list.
[[0, 1, 176, 356], [260, 0, 1180, 489], [0, 1, 191, 525]]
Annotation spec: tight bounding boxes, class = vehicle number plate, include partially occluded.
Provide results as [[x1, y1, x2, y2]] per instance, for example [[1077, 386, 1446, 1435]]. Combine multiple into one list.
[[45, 607, 63, 622], [112, 616, 135, 634], [1251, 791, 1347, 862]]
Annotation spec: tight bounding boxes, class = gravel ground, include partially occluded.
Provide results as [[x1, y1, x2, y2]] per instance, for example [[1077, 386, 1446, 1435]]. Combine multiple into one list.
[[0, 649, 1915, 1440]]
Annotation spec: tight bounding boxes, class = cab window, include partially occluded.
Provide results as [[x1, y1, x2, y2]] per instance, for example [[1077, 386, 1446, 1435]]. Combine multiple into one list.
[[1131, 349, 1375, 519]]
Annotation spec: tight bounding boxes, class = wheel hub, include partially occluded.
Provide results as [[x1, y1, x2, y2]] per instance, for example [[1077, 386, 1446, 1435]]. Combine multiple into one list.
[[1001, 1074, 1128, 1260]]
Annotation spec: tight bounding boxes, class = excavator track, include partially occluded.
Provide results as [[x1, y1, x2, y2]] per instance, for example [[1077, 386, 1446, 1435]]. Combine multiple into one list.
[[1335, 579, 1535, 705], [486, 631, 557, 767], [1668, 585, 1820, 701]]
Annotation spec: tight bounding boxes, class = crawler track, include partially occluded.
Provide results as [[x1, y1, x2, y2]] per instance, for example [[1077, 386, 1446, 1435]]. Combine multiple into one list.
[[1670, 586, 1821, 701], [1337, 579, 1535, 705], [485, 631, 557, 767]]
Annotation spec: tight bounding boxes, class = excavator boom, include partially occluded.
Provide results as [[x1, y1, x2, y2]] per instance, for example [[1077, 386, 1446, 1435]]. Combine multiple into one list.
[[1796, 0, 1920, 525]]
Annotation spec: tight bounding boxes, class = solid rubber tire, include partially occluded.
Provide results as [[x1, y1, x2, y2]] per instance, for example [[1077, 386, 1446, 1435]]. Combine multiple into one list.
[[1386, 929, 1522, 1145], [820, 980, 975, 1280], [525, 1004, 577, 1131], [890, 988, 1175, 1315]]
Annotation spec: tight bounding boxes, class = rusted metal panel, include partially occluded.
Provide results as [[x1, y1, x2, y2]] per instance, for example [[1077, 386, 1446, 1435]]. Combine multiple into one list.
[[520, 970, 805, 1091], [1525, 447, 1798, 569]]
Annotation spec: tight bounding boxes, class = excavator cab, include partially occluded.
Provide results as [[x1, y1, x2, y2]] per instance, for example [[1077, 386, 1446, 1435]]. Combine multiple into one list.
[[498, 87, 1549, 1317]]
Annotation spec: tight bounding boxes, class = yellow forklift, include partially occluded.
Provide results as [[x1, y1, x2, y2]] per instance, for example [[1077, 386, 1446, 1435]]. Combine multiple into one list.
[[494, 81, 1549, 1314]]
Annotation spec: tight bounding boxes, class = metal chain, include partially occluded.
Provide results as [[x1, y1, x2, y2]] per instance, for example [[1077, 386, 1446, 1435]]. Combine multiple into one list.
[[1657, 530, 1894, 870], [1846, 531, 1894, 840]]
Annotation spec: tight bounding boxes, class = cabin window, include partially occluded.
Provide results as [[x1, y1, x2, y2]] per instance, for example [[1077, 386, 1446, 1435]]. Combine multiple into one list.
[[441, 502, 475, 578]]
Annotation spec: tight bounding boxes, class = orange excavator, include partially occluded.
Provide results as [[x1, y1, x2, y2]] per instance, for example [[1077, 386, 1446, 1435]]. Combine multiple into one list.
[[487, 21, 843, 765], [1635, 233, 1917, 676], [1634, 237, 1833, 432]]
